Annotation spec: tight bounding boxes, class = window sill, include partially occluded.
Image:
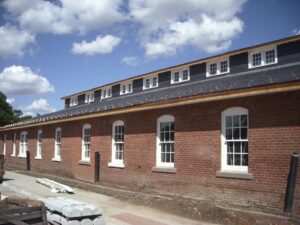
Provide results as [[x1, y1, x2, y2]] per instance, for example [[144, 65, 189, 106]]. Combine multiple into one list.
[[79, 160, 91, 166], [152, 167, 176, 174], [216, 171, 253, 180], [206, 71, 229, 77], [108, 162, 125, 168], [52, 157, 61, 162], [11, 154, 16, 157], [17, 154, 26, 158], [35, 156, 42, 160], [248, 61, 277, 69]]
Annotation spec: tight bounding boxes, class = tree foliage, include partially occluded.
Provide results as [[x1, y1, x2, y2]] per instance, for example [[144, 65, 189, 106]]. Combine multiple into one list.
[[0, 91, 32, 126]]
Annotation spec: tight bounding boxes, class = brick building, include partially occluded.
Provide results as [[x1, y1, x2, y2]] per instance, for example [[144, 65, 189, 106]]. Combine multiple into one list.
[[1, 35, 300, 217]]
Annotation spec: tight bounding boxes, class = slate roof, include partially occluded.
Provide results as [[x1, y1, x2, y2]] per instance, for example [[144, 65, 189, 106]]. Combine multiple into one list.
[[3, 62, 300, 129]]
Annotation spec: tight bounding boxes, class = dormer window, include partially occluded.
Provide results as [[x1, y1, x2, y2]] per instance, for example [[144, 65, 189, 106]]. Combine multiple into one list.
[[171, 68, 190, 84], [120, 82, 133, 95], [143, 75, 158, 90], [85, 91, 94, 103], [210, 63, 217, 75], [70, 96, 78, 106], [220, 60, 229, 73], [102, 87, 112, 99], [206, 58, 229, 77], [248, 46, 277, 68]]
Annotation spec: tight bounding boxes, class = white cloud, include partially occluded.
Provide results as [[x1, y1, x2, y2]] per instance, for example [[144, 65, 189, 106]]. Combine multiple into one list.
[[129, 0, 247, 57], [72, 35, 121, 55], [6, 98, 15, 104], [22, 112, 35, 117], [0, 65, 54, 95], [2, 0, 125, 35], [292, 28, 300, 35], [121, 56, 138, 66], [0, 25, 35, 58], [24, 98, 55, 114]]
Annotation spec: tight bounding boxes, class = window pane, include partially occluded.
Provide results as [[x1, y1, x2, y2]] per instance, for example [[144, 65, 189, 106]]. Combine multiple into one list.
[[160, 122, 166, 132], [227, 154, 233, 165], [146, 79, 150, 88], [220, 61, 228, 73], [242, 142, 248, 153], [233, 128, 240, 139], [226, 116, 232, 127], [253, 53, 262, 66], [182, 70, 189, 80], [227, 142, 233, 153], [210, 63, 217, 75], [170, 131, 174, 141], [226, 128, 232, 140], [266, 49, 275, 64], [161, 152, 165, 162], [241, 115, 247, 126], [174, 72, 179, 82], [170, 122, 174, 132], [242, 154, 248, 166], [241, 128, 247, 139], [233, 115, 240, 127], [165, 131, 170, 141], [234, 154, 241, 165], [234, 142, 241, 153], [153, 77, 157, 87], [160, 132, 165, 142]]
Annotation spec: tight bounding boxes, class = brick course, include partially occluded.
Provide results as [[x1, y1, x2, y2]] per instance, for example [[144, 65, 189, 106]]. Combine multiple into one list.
[[1, 90, 300, 216]]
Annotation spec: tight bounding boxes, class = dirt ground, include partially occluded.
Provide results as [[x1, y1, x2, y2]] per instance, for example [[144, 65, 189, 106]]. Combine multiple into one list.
[[1, 170, 299, 225], [0, 171, 215, 225]]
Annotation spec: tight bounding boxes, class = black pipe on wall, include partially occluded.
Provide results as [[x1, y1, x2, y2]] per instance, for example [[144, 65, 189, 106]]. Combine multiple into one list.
[[26, 150, 30, 171], [284, 152, 299, 214]]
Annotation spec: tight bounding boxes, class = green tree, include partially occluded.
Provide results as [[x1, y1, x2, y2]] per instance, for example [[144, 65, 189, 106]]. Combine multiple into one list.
[[0, 91, 32, 126]]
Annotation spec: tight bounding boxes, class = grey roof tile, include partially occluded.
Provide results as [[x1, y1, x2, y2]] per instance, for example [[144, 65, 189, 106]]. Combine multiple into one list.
[[2, 62, 300, 129]]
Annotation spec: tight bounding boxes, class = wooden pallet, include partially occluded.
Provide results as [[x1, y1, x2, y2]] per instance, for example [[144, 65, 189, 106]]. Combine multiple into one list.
[[0, 196, 47, 225]]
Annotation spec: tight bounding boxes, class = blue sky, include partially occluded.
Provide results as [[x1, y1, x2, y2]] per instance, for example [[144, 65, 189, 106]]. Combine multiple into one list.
[[0, 0, 299, 116]]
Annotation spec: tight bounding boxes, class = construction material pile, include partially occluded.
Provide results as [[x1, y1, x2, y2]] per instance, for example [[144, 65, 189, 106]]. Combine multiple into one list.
[[0, 195, 47, 225], [44, 197, 105, 225], [36, 178, 74, 193]]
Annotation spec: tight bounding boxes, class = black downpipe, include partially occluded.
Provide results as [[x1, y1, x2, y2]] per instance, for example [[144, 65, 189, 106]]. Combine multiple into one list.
[[26, 150, 30, 171], [94, 151, 100, 182], [284, 152, 299, 214]]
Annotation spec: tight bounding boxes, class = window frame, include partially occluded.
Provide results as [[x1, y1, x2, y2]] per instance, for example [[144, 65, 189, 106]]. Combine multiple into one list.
[[70, 96, 78, 106], [101, 87, 112, 99], [81, 124, 91, 162], [52, 127, 62, 161], [2, 134, 6, 155], [206, 58, 230, 77], [143, 75, 159, 90], [221, 107, 249, 173], [171, 68, 190, 84], [156, 115, 175, 168], [35, 130, 42, 159], [85, 91, 95, 103], [120, 82, 133, 95], [18, 131, 28, 158], [11, 133, 16, 157], [108, 120, 125, 168], [248, 46, 278, 69]]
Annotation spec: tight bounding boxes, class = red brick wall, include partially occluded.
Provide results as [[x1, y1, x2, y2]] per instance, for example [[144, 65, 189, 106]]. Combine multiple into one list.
[[1, 90, 300, 215]]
